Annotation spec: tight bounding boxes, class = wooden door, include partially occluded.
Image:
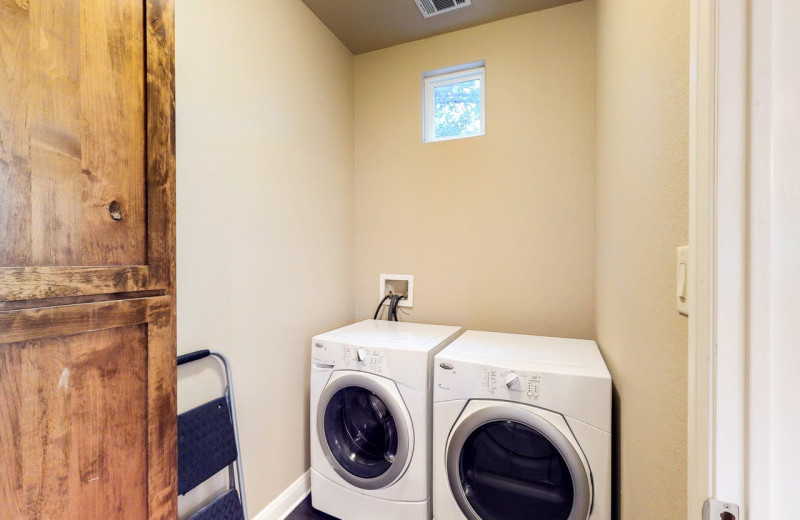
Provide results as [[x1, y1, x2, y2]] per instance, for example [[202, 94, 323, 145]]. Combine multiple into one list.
[[0, 0, 176, 519]]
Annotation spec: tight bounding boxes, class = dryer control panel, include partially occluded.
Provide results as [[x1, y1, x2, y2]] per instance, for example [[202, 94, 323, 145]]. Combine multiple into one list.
[[435, 360, 547, 406], [480, 367, 543, 403], [434, 355, 613, 432]]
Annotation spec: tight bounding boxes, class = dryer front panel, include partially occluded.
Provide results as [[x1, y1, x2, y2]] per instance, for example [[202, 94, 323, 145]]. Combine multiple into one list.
[[446, 401, 591, 520], [317, 372, 414, 491]]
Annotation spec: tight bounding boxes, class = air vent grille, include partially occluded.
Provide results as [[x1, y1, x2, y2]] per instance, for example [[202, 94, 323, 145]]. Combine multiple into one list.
[[416, 0, 471, 18]]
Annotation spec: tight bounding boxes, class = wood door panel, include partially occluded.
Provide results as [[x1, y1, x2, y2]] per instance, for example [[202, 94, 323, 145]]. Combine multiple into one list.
[[0, 0, 146, 267], [0, 326, 149, 520], [0, 297, 153, 344], [145, 0, 177, 292], [79, 0, 146, 266], [0, 266, 150, 302], [0, 296, 176, 520], [0, 0, 176, 517], [28, 0, 82, 266], [0, 0, 33, 266]]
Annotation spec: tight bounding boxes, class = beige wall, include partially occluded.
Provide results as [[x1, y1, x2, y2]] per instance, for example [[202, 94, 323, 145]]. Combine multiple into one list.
[[594, 0, 689, 517], [175, 0, 354, 517], [353, 1, 596, 338]]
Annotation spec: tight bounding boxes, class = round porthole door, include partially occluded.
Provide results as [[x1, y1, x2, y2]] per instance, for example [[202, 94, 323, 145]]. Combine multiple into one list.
[[446, 401, 592, 520], [317, 372, 413, 490]]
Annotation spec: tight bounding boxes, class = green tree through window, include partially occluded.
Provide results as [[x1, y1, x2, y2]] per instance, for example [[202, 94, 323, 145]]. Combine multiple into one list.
[[434, 79, 482, 139]]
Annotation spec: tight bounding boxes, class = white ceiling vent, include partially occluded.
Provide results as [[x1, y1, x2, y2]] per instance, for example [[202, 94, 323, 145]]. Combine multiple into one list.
[[415, 0, 472, 19]]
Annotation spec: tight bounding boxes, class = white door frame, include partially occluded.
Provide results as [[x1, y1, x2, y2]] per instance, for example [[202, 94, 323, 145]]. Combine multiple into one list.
[[688, 0, 749, 513], [689, 0, 800, 518], [687, 0, 716, 514], [687, 0, 748, 520]]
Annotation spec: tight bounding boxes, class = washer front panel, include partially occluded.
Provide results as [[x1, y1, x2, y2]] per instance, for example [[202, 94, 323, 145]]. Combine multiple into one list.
[[446, 401, 591, 520], [317, 372, 413, 490]]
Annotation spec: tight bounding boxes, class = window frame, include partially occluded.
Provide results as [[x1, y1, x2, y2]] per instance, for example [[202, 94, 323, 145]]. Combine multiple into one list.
[[422, 64, 486, 143]]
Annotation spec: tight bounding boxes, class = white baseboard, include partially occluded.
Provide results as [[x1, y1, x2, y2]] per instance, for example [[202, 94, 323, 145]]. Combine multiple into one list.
[[251, 470, 311, 520]]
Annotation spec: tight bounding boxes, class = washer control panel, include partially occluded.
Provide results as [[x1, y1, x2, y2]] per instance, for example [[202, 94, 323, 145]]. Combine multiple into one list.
[[481, 367, 543, 402], [337, 344, 387, 375], [311, 339, 395, 379]]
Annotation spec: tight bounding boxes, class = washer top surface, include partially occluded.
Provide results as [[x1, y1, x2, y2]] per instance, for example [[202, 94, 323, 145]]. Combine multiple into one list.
[[439, 330, 610, 379], [315, 319, 462, 353]]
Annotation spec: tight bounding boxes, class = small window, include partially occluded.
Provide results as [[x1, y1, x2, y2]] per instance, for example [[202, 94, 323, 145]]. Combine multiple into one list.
[[423, 63, 485, 143]]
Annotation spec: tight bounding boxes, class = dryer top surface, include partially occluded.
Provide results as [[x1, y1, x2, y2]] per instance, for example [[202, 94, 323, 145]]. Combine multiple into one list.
[[439, 330, 611, 379], [314, 319, 462, 353]]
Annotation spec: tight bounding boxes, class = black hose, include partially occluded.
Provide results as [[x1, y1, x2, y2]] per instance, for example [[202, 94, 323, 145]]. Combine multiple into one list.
[[392, 294, 407, 321], [373, 294, 392, 320], [389, 294, 399, 321]]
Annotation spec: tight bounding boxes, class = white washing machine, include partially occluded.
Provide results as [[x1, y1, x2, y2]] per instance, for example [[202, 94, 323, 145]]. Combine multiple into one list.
[[310, 319, 462, 520], [433, 331, 611, 520]]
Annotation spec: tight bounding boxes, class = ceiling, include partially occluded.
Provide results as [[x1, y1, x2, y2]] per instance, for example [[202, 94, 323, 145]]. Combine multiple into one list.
[[301, 0, 584, 55]]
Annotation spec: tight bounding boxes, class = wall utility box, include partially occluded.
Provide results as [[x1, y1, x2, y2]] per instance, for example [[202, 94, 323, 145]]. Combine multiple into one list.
[[379, 274, 414, 308]]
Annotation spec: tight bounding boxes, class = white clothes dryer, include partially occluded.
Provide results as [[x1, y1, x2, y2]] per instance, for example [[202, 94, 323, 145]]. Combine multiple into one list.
[[433, 331, 612, 520], [310, 319, 462, 520]]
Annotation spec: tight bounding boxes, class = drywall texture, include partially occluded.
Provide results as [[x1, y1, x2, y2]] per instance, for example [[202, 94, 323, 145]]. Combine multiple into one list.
[[594, 0, 689, 517], [175, 0, 354, 517], [353, 1, 596, 338]]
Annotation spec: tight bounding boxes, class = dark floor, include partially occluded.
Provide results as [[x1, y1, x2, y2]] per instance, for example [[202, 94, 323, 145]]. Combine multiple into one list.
[[286, 495, 339, 520]]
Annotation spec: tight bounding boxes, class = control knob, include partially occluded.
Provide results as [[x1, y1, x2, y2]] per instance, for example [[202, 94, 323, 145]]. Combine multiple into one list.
[[505, 372, 521, 390], [357, 348, 367, 362]]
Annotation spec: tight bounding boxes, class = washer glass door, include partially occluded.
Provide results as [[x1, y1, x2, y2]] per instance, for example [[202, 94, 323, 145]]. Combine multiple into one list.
[[324, 386, 398, 479], [319, 374, 411, 490]]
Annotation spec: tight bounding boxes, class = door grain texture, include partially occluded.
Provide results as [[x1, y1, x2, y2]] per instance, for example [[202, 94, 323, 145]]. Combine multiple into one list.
[[0, 0, 176, 518], [0, 326, 150, 519]]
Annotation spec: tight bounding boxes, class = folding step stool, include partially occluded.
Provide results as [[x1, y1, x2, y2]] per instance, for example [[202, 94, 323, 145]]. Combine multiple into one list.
[[177, 350, 247, 520]]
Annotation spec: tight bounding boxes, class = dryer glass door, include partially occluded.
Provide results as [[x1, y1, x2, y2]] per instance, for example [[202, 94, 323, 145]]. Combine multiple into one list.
[[460, 421, 574, 520], [324, 386, 398, 479], [447, 406, 591, 520]]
